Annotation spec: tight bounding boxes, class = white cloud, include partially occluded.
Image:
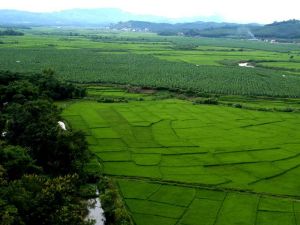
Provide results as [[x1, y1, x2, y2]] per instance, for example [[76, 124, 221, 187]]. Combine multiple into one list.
[[0, 0, 299, 23]]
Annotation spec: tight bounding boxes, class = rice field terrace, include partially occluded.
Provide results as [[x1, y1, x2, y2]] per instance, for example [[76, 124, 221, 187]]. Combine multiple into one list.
[[61, 87, 300, 225]]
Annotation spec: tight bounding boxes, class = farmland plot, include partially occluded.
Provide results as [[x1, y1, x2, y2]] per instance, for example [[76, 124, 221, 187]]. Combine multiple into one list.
[[62, 99, 300, 225], [1, 48, 300, 97], [118, 179, 300, 225]]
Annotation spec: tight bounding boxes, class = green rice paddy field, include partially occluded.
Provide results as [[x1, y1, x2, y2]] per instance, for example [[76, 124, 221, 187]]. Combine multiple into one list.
[[62, 92, 300, 225]]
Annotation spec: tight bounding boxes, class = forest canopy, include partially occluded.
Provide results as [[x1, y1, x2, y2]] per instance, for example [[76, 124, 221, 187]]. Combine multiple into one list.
[[0, 70, 92, 225]]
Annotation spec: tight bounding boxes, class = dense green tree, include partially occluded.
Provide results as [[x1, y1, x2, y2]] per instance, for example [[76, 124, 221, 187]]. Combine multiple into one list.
[[51, 130, 89, 174], [0, 112, 5, 133], [0, 144, 39, 180], [0, 70, 93, 225], [0, 80, 39, 105], [3, 100, 60, 150], [29, 73, 86, 100], [1, 174, 93, 225], [3, 100, 88, 174], [0, 71, 86, 104], [0, 71, 20, 85]]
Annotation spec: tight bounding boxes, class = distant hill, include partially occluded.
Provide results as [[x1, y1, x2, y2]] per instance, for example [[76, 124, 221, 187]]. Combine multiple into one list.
[[0, 9, 299, 40], [0, 8, 222, 26], [0, 9, 167, 26], [253, 20, 300, 39], [111, 21, 241, 32], [112, 20, 300, 40], [196, 20, 300, 39], [111, 21, 261, 39]]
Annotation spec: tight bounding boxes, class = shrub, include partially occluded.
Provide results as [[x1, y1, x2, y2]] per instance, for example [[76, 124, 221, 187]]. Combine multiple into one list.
[[194, 98, 219, 105]]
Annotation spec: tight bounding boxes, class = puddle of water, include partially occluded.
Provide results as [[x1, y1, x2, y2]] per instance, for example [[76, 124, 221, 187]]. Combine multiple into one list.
[[238, 62, 255, 68], [86, 190, 105, 225]]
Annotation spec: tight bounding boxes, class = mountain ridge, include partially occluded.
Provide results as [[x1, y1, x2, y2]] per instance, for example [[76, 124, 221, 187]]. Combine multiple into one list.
[[0, 8, 224, 25], [112, 20, 300, 40]]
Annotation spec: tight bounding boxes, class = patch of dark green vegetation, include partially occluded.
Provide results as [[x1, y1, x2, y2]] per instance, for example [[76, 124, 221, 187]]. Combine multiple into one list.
[[98, 177, 133, 225], [114, 20, 300, 40], [0, 70, 134, 225], [167, 36, 300, 52], [0, 70, 92, 225], [0, 29, 24, 36]]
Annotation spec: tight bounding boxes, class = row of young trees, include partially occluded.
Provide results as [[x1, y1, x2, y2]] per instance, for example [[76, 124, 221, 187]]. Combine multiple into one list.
[[0, 70, 93, 225]]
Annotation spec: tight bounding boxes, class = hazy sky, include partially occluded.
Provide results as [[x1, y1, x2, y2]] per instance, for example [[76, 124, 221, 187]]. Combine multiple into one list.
[[0, 0, 299, 23]]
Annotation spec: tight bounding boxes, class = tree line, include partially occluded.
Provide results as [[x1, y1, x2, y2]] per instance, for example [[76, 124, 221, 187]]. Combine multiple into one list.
[[0, 70, 94, 225], [0, 29, 24, 36]]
